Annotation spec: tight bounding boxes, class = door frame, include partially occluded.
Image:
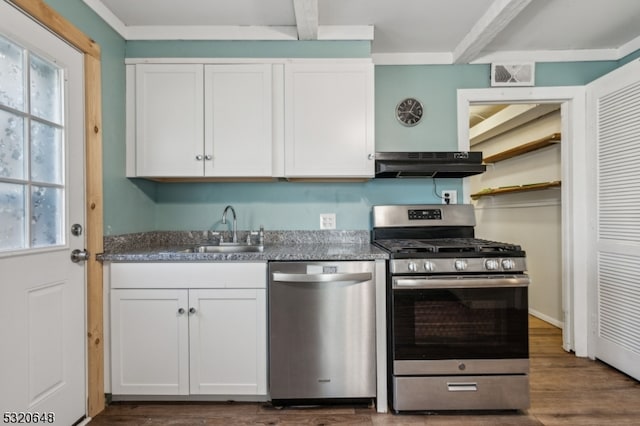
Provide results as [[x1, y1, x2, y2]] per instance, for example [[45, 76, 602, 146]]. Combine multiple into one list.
[[457, 86, 589, 357], [8, 0, 105, 417]]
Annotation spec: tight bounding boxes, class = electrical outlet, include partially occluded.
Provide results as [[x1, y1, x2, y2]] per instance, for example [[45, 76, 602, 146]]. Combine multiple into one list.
[[320, 213, 336, 230], [441, 189, 458, 205]]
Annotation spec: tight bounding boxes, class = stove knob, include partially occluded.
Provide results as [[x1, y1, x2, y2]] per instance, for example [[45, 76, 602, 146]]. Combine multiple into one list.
[[502, 259, 516, 270], [454, 259, 468, 271], [408, 262, 418, 272], [424, 261, 435, 272], [485, 259, 500, 270]]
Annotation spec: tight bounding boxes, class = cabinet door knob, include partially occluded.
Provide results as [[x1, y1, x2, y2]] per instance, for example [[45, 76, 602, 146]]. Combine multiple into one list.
[[195, 155, 204, 161], [178, 308, 185, 315], [189, 307, 197, 314], [368, 153, 375, 160], [204, 155, 212, 160]]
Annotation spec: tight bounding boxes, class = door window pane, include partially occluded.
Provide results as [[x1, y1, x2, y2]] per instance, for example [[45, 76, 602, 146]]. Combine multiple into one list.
[[31, 120, 62, 184], [31, 185, 62, 247], [0, 109, 25, 180], [0, 35, 65, 252], [30, 54, 61, 124], [0, 182, 25, 250], [0, 34, 25, 111]]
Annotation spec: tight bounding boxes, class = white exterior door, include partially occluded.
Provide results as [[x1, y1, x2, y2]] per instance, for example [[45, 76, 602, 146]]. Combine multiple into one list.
[[0, 2, 86, 425], [587, 58, 640, 380]]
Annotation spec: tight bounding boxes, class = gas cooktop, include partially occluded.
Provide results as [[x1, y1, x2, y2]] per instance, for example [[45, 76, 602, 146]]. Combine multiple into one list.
[[375, 237, 523, 256], [372, 204, 527, 267]]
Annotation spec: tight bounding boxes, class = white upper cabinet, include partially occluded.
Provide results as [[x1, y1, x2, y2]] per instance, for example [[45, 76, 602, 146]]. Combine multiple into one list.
[[204, 64, 273, 177], [131, 63, 273, 178], [284, 61, 375, 178], [126, 59, 374, 179], [135, 64, 204, 177]]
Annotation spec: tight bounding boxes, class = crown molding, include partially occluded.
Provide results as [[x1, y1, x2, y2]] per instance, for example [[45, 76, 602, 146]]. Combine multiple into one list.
[[83, 0, 128, 37], [126, 25, 298, 41], [372, 52, 454, 65], [373, 47, 635, 65], [472, 49, 620, 64]]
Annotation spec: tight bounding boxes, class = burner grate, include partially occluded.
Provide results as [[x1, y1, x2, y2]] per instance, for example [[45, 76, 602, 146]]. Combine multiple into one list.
[[376, 237, 522, 255]]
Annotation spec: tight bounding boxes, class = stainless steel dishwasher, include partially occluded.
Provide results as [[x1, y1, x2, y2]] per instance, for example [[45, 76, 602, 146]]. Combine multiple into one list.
[[269, 261, 376, 405]]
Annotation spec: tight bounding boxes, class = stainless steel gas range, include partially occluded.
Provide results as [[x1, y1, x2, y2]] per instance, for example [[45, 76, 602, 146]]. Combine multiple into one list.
[[372, 204, 531, 412]]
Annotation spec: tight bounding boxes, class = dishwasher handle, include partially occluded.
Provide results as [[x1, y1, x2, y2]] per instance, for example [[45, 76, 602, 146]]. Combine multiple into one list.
[[272, 272, 373, 283]]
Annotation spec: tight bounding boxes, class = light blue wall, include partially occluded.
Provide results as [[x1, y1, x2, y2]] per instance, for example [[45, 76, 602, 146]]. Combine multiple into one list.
[[155, 179, 463, 231], [376, 64, 489, 151], [40, 2, 633, 234], [126, 40, 371, 58], [44, 0, 157, 236], [618, 49, 640, 67]]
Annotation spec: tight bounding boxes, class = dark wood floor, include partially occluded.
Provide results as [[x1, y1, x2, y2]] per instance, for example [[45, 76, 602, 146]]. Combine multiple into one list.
[[90, 317, 640, 425]]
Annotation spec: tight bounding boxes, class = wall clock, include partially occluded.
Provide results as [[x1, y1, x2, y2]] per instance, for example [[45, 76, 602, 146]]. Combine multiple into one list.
[[396, 97, 424, 127]]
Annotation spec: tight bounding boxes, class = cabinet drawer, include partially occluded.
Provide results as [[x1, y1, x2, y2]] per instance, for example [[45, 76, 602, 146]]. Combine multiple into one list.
[[110, 262, 267, 289]]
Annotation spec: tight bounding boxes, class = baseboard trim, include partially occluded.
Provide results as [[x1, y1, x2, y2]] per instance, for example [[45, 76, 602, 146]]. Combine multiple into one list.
[[529, 308, 564, 329]]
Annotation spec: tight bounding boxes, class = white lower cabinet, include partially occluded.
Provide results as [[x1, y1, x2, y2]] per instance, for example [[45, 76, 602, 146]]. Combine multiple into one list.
[[188, 288, 266, 395], [111, 288, 190, 395], [109, 263, 267, 397]]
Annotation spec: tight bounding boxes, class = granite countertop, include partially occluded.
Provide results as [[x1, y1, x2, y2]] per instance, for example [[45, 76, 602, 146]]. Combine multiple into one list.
[[99, 230, 388, 262]]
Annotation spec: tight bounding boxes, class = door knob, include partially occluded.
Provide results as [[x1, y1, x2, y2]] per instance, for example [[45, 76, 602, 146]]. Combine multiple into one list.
[[189, 307, 197, 314], [70, 249, 90, 263]]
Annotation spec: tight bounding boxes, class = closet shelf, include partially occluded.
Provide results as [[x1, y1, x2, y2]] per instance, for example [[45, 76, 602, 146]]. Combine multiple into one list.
[[483, 133, 561, 163], [471, 181, 561, 199]]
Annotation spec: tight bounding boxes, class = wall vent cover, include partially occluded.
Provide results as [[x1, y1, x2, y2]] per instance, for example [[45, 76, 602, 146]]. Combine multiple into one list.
[[491, 63, 535, 86]]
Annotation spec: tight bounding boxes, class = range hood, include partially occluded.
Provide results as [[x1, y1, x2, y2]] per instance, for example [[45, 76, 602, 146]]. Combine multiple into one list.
[[374, 151, 486, 178]]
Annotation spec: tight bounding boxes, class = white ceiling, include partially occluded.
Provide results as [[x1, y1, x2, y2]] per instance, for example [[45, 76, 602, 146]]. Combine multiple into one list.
[[83, 0, 640, 64]]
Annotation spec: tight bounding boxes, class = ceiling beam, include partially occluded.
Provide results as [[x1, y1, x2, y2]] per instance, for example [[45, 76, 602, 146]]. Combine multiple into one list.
[[293, 0, 318, 40], [452, 0, 532, 64]]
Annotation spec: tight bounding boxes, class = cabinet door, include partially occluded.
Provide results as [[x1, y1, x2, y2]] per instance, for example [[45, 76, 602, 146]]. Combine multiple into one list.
[[204, 64, 273, 177], [110, 289, 189, 395], [284, 62, 375, 177], [188, 289, 267, 395], [135, 64, 204, 177]]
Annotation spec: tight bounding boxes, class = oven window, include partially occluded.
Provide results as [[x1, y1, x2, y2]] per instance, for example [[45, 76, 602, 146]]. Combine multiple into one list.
[[392, 287, 528, 360]]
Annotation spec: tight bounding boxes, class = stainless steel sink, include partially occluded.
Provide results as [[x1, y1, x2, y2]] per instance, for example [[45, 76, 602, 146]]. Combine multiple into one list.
[[181, 244, 264, 253]]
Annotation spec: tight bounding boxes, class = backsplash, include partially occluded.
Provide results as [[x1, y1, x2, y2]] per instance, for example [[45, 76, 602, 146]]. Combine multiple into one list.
[[103, 230, 371, 253]]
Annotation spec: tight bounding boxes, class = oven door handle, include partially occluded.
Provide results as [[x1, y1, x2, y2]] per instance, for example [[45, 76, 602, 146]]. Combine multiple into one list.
[[393, 275, 530, 289], [272, 272, 373, 283]]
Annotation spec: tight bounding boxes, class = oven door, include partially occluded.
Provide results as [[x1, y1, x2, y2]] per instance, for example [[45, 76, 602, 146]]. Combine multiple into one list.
[[390, 275, 529, 365]]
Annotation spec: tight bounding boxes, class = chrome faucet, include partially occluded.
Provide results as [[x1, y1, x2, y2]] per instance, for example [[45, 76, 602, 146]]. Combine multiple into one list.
[[221, 205, 238, 243]]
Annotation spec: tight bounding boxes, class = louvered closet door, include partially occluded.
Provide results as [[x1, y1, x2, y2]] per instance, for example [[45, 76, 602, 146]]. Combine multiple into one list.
[[587, 58, 640, 381]]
